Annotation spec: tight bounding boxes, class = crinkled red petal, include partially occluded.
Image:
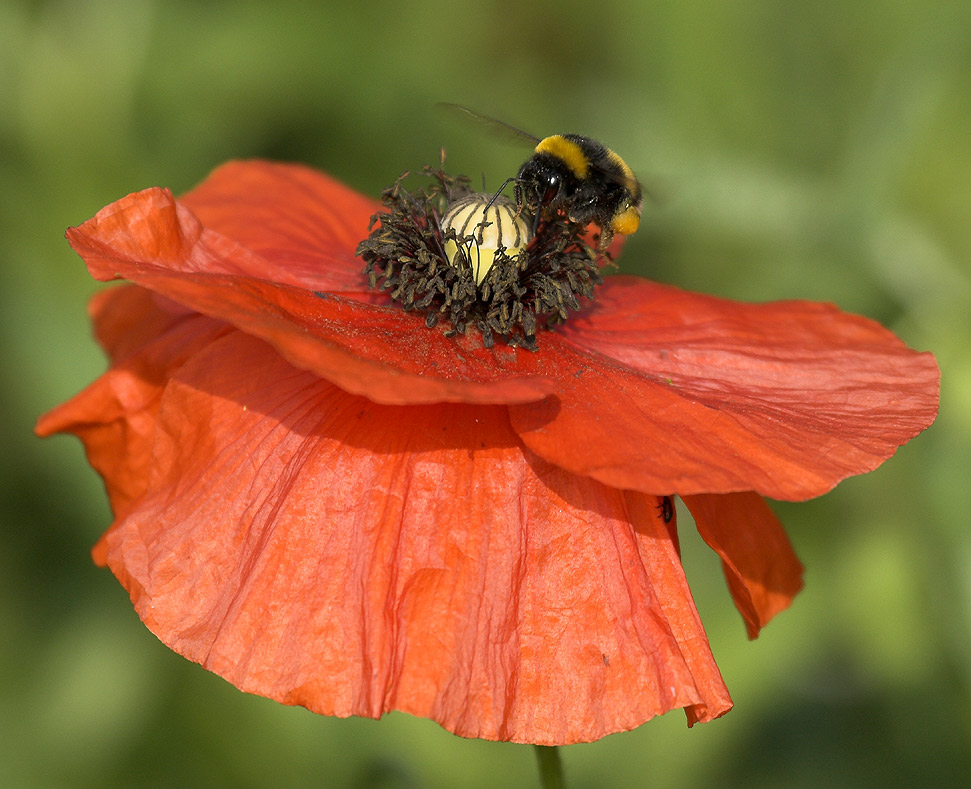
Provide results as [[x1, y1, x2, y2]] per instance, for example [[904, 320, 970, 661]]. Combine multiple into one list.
[[65, 187, 559, 405], [178, 160, 378, 294], [88, 285, 195, 365], [35, 289, 229, 531], [83, 327, 730, 743], [511, 277, 940, 501], [682, 493, 804, 637]]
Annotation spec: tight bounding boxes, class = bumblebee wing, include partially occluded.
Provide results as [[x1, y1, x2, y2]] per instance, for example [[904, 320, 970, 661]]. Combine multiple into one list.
[[437, 103, 541, 147]]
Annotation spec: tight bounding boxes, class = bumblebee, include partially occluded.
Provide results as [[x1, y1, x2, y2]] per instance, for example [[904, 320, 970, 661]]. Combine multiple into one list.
[[441, 104, 643, 248]]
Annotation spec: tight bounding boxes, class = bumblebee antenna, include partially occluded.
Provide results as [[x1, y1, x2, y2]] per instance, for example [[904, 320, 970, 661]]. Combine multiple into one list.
[[483, 176, 516, 211]]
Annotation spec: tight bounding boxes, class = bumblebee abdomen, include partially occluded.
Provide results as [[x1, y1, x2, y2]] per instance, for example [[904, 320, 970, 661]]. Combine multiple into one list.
[[604, 148, 642, 204]]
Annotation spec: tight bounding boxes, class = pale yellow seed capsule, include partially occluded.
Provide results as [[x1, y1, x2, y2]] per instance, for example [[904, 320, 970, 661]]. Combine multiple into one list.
[[442, 194, 531, 285]]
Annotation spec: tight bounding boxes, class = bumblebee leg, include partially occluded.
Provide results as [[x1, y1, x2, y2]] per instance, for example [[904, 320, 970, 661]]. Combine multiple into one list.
[[597, 226, 614, 251]]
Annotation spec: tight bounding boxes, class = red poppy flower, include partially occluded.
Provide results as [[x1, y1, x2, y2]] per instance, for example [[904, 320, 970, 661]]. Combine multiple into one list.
[[36, 160, 940, 745]]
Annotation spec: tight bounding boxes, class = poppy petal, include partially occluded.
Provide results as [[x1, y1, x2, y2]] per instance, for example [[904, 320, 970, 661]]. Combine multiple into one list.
[[623, 493, 733, 727], [65, 185, 335, 290], [88, 285, 195, 365], [682, 493, 804, 637], [66, 188, 562, 405], [178, 160, 378, 293], [94, 329, 731, 743], [510, 277, 940, 501], [35, 299, 229, 528]]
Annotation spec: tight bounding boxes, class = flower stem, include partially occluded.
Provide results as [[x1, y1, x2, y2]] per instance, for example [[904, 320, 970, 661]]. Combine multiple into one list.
[[533, 745, 565, 789]]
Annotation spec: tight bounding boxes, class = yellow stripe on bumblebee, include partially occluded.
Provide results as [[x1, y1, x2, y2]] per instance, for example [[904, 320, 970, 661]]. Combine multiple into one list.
[[534, 136, 590, 180]]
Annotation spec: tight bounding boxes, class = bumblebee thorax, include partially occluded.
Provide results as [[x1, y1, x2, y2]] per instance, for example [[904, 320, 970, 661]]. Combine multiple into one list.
[[533, 135, 591, 180]]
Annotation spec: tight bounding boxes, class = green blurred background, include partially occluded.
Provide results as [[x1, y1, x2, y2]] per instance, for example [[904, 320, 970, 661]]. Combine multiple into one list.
[[3, 1, 969, 786]]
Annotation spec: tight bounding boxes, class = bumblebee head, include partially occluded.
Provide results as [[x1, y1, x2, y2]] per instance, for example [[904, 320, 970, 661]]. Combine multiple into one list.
[[516, 154, 565, 208]]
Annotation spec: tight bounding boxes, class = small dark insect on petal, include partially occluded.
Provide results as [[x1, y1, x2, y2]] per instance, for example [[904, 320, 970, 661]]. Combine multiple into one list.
[[658, 496, 674, 524]]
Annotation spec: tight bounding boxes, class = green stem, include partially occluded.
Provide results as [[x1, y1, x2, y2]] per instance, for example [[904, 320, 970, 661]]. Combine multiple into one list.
[[533, 745, 565, 789]]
